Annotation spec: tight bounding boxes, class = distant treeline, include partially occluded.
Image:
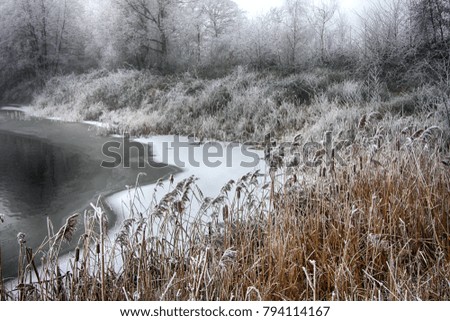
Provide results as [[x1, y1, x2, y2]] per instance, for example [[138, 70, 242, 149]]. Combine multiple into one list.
[[0, 0, 449, 102]]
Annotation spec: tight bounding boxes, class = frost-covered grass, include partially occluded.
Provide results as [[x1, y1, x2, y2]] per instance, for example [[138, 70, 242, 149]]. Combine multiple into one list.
[[26, 68, 348, 140], [30, 67, 450, 145]]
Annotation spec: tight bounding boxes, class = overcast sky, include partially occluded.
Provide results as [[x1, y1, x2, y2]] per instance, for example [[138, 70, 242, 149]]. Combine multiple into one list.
[[234, 0, 363, 17]]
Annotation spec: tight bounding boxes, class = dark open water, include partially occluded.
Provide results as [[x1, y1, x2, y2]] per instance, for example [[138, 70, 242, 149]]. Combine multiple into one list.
[[0, 109, 178, 278]]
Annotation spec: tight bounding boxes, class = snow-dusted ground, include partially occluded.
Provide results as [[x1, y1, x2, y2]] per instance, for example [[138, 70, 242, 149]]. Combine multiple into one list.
[[106, 135, 265, 228], [0, 106, 33, 113]]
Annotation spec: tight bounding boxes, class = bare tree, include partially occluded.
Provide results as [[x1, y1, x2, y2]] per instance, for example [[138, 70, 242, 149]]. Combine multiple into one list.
[[0, 0, 84, 79], [283, 0, 307, 65], [357, 0, 410, 62], [332, 10, 354, 55], [117, 0, 175, 70], [242, 9, 284, 68], [411, 0, 450, 46], [309, 0, 338, 62], [202, 0, 242, 38]]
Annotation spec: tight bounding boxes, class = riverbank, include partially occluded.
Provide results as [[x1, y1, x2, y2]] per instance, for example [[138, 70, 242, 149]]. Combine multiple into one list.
[[26, 68, 450, 146]]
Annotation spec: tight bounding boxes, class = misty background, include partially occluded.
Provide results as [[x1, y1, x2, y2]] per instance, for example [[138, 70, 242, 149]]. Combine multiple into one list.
[[0, 0, 449, 104]]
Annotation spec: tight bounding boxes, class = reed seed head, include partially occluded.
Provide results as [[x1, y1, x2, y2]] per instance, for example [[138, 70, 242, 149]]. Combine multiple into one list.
[[17, 232, 26, 245]]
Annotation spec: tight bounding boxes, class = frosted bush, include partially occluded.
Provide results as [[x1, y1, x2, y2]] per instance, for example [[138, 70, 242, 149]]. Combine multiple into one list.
[[305, 101, 362, 140], [326, 80, 363, 105]]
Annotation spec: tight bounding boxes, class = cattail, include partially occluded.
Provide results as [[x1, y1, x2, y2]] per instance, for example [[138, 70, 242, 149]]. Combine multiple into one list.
[[96, 243, 101, 255], [324, 131, 332, 147], [75, 247, 80, 262], [329, 160, 335, 174], [176, 201, 184, 213], [236, 186, 241, 200], [222, 205, 229, 221], [207, 222, 212, 237], [264, 133, 271, 160]]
